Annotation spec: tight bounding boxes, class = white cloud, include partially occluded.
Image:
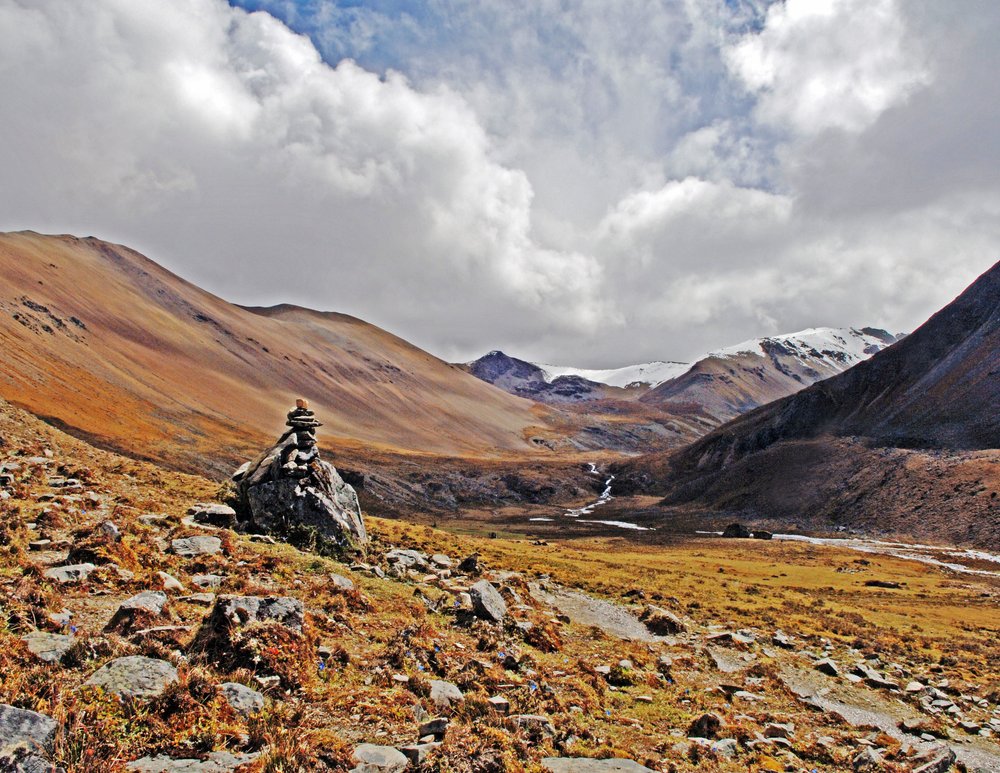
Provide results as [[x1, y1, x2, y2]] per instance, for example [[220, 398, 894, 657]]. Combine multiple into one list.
[[0, 0, 997, 368], [725, 0, 930, 134]]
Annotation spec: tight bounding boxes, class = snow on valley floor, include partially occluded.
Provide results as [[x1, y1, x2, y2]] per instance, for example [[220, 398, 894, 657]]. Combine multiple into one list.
[[696, 531, 1000, 578]]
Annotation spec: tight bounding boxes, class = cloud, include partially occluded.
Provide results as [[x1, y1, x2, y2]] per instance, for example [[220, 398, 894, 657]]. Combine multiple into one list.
[[725, 0, 929, 135], [0, 0, 998, 367]]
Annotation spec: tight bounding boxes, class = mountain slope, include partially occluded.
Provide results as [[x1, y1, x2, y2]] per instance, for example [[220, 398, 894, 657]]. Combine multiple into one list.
[[646, 260, 1000, 546], [0, 231, 555, 475], [639, 327, 900, 423]]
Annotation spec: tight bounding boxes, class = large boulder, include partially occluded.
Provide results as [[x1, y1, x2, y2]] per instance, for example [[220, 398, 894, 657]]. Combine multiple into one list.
[[0, 704, 57, 756], [233, 430, 366, 555]]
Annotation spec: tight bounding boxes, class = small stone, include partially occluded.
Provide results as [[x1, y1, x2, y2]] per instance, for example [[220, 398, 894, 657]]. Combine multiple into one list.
[[815, 658, 840, 677], [470, 580, 507, 622], [418, 717, 448, 740], [0, 704, 58, 757], [84, 656, 178, 698], [639, 605, 686, 635], [21, 631, 74, 664], [430, 554, 452, 569], [28, 540, 51, 552], [510, 714, 556, 736], [221, 682, 265, 716], [541, 759, 656, 772], [688, 712, 723, 739], [157, 572, 185, 593], [487, 695, 510, 714], [329, 574, 355, 592], [905, 681, 926, 693], [43, 563, 96, 583], [399, 743, 441, 765], [711, 738, 738, 758], [852, 746, 883, 771], [351, 743, 408, 773], [98, 521, 121, 541], [764, 722, 794, 739], [192, 574, 224, 589], [429, 680, 464, 710], [187, 503, 237, 528], [171, 536, 222, 557]]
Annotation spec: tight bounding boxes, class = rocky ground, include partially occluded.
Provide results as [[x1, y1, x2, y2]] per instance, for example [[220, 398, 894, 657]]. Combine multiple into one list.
[[1, 398, 999, 772]]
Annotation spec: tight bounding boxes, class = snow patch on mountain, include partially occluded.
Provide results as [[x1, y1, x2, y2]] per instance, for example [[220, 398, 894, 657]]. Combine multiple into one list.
[[535, 360, 691, 389]]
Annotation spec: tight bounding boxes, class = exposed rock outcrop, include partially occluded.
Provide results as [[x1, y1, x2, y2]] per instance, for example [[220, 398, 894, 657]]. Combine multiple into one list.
[[233, 400, 367, 554]]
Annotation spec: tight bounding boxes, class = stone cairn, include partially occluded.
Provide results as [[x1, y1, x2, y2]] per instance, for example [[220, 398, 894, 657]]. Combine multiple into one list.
[[232, 399, 367, 554], [282, 398, 322, 477]]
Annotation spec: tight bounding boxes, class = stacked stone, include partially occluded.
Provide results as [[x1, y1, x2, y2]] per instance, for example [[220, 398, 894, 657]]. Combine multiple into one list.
[[281, 399, 321, 478]]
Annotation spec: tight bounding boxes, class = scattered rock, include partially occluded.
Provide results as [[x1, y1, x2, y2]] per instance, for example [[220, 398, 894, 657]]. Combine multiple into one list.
[[638, 605, 686, 635], [329, 574, 355, 592], [400, 743, 441, 765], [541, 759, 656, 772], [910, 745, 956, 773], [187, 503, 237, 528], [220, 682, 264, 716], [43, 563, 96, 583], [171, 536, 222, 558], [97, 521, 121, 541], [157, 572, 185, 593], [0, 704, 57, 755], [469, 579, 507, 622], [429, 680, 464, 710], [815, 658, 840, 677], [105, 591, 169, 634], [852, 746, 883, 771], [510, 714, 556, 737], [203, 595, 305, 635], [21, 632, 73, 664], [351, 744, 408, 773], [126, 752, 261, 771], [688, 712, 723, 739], [192, 574, 224, 590], [84, 656, 179, 698]]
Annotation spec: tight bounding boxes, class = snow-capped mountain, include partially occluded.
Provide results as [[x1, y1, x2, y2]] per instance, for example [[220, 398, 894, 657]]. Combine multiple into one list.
[[534, 360, 690, 389], [466, 327, 902, 420]]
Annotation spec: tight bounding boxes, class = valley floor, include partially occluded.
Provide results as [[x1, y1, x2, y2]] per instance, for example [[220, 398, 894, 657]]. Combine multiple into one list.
[[1, 398, 998, 772]]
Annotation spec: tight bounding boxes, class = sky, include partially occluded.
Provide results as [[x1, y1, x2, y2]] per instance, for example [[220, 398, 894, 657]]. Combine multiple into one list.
[[1, 0, 998, 366]]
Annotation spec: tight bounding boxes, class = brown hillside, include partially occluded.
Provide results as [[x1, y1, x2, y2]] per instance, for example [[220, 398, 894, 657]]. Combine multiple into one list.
[[0, 231, 558, 476]]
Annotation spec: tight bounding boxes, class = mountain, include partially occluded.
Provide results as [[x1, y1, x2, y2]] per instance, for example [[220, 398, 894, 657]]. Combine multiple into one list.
[[640, 327, 901, 423], [646, 260, 1000, 545], [465, 351, 612, 402], [468, 327, 899, 423], [0, 231, 561, 477]]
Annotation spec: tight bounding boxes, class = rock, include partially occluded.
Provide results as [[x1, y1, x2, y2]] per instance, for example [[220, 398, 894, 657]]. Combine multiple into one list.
[[418, 717, 449, 740], [457, 554, 481, 574], [722, 523, 752, 538], [711, 739, 738, 758], [430, 554, 452, 569], [852, 747, 883, 771], [203, 595, 305, 635], [0, 704, 57, 755], [126, 752, 261, 771], [98, 521, 121, 541], [815, 658, 840, 677], [181, 577, 218, 593], [234, 407, 366, 554], [0, 752, 65, 773], [469, 579, 507, 622], [399, 743, 441, 765], [638, 605, 686, 635], [221, 683, 264, 716], [329, 574, 355, 592], [157, 572, 185, 593], [429, 680, 464, 710], [541, 759, 656, 772], [764, 722, 794, 739], [187, 503, 237, 528], [688, 712, 723, 739], [351, 744, 408, 773], [84, 656, 178, 698], [21, 632, 73, 664], [852, 664, 898, 690], [752, 530, 773, 540], [864, 580, 902, 589], [28, 540, 51, 552], [510, 714, 556, 736], [171, 536, 222, 557], [105, 591, 169, 633], [385, 549, 428, 570], [772, 630, 795, 649], [43, 563, 96, 583], [487, 695, 511, 714]]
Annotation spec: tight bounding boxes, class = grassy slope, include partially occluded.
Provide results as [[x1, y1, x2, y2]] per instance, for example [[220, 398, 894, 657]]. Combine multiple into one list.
[[1, 397, 998, 771]]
